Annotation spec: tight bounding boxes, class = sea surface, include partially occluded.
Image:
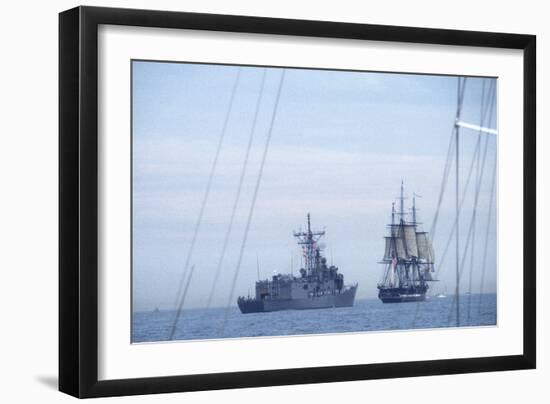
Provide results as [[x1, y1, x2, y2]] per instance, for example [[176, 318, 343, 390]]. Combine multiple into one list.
[[132, 293, 496, 343]]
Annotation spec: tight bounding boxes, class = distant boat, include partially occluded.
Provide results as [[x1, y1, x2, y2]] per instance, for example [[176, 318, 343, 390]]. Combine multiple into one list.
[[153, 307, 160, 313], [434, 286, 447, 298]]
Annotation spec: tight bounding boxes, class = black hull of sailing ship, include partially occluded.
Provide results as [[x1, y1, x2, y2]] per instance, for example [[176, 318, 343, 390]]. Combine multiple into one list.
[[378, 285, 428, 303], [237, 214, 357, 314]]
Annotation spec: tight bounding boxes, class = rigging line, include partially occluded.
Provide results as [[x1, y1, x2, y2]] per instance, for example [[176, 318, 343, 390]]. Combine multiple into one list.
[[475, 84, 497, 312], [206, 69, 268, 309], [430, 77, 468, 250], [467, 79, 495, 320], [431, 78, 466, 247], [455, 76, 468, 124], [436, 95, 494, 283], [447, 115, 495, 324], [434, 82, 496, 279], [169, 68, 242, 339], [448, 163, 492, 324], [220, 69, 286, 335], [447, 165, 490, 326], [447, 218, 476, 325], [478, 152, 497, 314], [433, 132, 481, 279], [411, 79, 466, 327], [467, 80, 487, 321], [454, 76, 467, 327], [432, 132, 485, 280], [168, 265, 195, 340], [411, 119, 480, 327], [428, 128, 456, 241]]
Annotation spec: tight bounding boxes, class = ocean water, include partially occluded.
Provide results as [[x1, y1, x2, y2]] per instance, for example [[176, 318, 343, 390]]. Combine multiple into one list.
[[132, 293, 496, 343]]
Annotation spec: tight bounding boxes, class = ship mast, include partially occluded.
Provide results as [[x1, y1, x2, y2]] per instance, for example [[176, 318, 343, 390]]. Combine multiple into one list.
[[398, 181, 408, 286], [398, 179, 406, 223], [412, 193, 417, 225]]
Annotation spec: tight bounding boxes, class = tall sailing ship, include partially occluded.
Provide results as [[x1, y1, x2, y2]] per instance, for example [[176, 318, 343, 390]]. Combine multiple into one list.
[[378, 181, 436, 303], [238, 214, 358, 313]]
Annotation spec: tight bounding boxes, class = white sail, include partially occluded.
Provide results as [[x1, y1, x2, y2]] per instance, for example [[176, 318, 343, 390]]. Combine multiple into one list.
[[429, 239, 435, 262], [403, 225, 418, 257], [423, 267, 433, 280], [388, 224, 417, 259], [388, 225, 407, 259], [383, 237, 392, 260], [395, 236, 407, 260], [416, 232, 434, 261], [388, 263, 395, 286]]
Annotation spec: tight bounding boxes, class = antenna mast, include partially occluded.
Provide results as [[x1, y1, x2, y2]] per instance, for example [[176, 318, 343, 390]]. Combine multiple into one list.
[[294, 213, 325, 277]]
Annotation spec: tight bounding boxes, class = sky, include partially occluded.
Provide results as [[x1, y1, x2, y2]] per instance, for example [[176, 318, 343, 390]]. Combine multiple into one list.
[[132, 60, 497, 312]]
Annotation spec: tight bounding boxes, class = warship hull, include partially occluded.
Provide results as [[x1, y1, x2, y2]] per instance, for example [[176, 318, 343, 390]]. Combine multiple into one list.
[[378, 286, 427, 303], [238, 285, 357, 314]]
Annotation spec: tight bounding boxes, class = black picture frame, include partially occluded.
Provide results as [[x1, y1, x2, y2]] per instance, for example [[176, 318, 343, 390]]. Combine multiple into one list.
[[59, 5, 536, 398]]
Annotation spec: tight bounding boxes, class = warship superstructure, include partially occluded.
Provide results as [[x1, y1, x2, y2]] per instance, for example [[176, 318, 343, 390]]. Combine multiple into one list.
[[238, 214, 357, 313], [378, 182, 436, 303]]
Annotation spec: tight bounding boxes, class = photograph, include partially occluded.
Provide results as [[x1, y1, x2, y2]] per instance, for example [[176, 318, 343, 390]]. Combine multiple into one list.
[[131, 60, 498, 343], [0, 0, 540, 401]]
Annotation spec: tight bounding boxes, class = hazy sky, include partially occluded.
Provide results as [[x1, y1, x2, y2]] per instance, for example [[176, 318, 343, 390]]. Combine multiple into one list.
[[132, 60, 497, 312]]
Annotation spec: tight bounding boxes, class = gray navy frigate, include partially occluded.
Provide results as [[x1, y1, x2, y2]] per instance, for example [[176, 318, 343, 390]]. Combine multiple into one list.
[[237, 214, 358, 313]]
